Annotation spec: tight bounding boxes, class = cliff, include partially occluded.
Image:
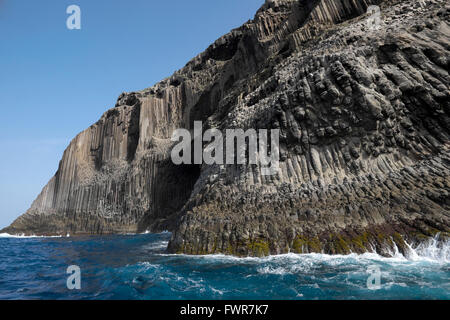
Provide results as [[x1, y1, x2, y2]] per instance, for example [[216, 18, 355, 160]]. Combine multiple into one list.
[[3, 0, 450, 256]]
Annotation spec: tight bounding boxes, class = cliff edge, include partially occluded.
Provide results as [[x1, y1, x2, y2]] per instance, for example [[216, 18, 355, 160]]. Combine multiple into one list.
[[3, 0, 450, 256]]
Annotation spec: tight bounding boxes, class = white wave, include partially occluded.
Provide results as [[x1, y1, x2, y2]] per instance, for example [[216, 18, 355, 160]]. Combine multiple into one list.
[[405, 233, 449, 263], [126, 230, 171, 235], [257, 266, 290, 275], [137, 230, 171, 235], [136, 262, 160, 271], [210, 287, 225, 295], [142, 241, 169, 250], [0, 233, 63, 239], [158, 235, 449, 265]]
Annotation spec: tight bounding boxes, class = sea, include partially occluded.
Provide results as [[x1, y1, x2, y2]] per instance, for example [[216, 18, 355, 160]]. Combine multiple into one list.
[[0, 232, 448, 300]]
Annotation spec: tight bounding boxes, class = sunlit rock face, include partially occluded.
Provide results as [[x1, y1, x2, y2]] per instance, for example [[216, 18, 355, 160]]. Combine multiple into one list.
[[4, 0, 450, 256]]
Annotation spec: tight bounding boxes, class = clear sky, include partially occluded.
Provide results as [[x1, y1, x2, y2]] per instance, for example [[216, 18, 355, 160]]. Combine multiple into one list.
[[0, 0, 264, 229]]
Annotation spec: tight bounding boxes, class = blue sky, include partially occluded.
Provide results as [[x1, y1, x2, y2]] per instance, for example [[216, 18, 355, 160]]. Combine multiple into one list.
[[0, 0, 263, 229]]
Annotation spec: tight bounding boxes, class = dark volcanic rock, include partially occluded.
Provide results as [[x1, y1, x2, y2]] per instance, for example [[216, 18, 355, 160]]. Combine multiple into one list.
[[3, 0, 450, 256]]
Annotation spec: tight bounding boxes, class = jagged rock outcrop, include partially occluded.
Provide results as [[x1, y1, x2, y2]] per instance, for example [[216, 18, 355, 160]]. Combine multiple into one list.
[[3, 0, 450, 256]]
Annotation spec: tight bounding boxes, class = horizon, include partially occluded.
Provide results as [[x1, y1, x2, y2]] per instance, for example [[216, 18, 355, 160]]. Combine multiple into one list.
[[0, 0, 264, 229]]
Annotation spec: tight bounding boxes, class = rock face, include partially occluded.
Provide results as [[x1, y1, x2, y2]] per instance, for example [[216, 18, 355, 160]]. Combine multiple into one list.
[[3, 0, 450, 256]]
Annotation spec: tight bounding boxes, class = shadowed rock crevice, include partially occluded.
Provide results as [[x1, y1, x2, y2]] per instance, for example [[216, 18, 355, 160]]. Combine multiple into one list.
[[137, 161, 202, 233], [126, 102, 141, 162]]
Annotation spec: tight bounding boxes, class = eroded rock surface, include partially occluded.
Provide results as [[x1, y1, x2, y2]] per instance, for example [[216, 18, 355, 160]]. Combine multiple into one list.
[[3, 0, 450, 256]]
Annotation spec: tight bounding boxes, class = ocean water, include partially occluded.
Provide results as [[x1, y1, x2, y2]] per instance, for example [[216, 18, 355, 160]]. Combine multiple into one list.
[[0, 232, 448, 300]]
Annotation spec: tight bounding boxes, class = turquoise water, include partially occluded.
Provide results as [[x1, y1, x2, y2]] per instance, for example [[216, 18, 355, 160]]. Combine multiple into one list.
[[0, 232, 448, 300]]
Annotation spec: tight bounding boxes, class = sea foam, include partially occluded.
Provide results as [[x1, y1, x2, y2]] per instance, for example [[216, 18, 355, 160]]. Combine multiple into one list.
[[158, 234, 449, 265], [0, 233, 62, 239]]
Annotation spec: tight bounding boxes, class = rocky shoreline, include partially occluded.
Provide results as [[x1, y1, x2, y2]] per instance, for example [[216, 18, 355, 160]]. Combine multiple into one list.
[[3, 0, 450, 256]]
